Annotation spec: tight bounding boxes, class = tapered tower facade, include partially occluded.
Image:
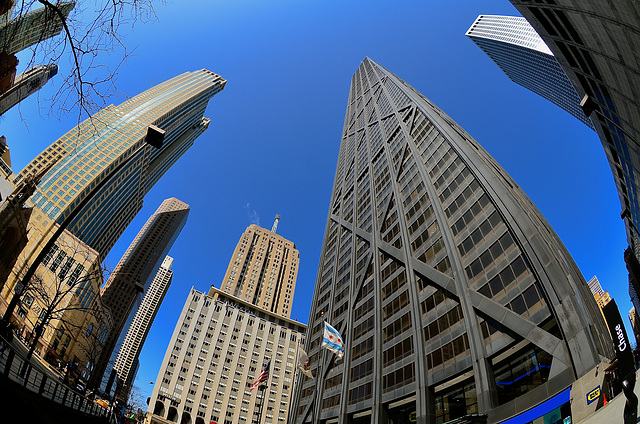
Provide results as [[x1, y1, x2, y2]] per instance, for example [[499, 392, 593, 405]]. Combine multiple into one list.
[[12, 69, 225, 260], [113, 256, 175, 402], [219, 217, 299, 318], [91, 198, 190, 392], [465, 15, 593, 129], [292, 58, 612, 424]]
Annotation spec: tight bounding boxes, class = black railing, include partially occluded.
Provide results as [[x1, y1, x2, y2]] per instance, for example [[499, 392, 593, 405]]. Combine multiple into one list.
[[0, 334, 115, 423]]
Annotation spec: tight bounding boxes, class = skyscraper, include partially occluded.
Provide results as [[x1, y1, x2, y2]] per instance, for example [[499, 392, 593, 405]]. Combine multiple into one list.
[[91, 198, 190, 392], [145, 286, 306, 424], [220, 216, 299, 318], [13, 69, 225, 259], [587, 275, 604, 297], [0, 2, 75, 55], [465, 14, 593, 129], [503, 1, 640, 319], [292, 58, 612, 424], [0, 1, 73, 106], [113, 256, 175, 402], [0, 63, 58, 115], [3, 69, 225, 326]]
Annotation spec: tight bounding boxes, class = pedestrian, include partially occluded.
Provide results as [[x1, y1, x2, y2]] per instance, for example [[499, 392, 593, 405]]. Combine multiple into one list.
[[0, 322, 13, 353]]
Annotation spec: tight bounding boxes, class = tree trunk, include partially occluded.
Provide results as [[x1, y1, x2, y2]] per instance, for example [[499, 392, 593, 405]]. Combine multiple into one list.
[[1, 283, 25, 326], [26, 312, 49, 361]]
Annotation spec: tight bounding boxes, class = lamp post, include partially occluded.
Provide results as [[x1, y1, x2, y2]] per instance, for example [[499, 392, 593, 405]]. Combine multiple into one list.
[[2, 126, 165, 362]]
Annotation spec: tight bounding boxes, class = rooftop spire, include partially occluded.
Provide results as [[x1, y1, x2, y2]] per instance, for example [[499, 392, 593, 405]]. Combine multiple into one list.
[[271, 214, 281, 233]]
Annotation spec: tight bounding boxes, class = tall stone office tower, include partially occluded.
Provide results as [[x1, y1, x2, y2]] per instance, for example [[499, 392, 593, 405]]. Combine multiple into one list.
[[145, 218, 302, 424], [219, 216, 299, 318], [292, 58, 612, 424], [113, 255, 175, 402], [465, 14, 593, 129], [91, 198, 189, 392]]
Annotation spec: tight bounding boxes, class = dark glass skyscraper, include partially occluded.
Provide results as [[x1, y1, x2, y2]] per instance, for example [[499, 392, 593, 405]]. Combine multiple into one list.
[[465, 14, 593, 129], [505, 0, 640, 355], [292, 58, 612, 424]]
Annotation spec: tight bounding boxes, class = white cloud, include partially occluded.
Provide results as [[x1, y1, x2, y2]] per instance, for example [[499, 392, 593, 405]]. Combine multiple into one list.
[[245, 202, 260, 226]]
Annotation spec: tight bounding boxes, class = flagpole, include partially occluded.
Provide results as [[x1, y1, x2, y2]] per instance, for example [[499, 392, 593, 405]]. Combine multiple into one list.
[[252, 361, 270, 424], [259, 362, 271, 424], [310, 315, 325, 424], [311, 348, 326, 424], [288, 340, 301, 423], [258, 385, 267, 424]]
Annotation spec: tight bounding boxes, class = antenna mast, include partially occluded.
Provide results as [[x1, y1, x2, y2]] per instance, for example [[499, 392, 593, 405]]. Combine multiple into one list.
[[271, 214, 281, 233]]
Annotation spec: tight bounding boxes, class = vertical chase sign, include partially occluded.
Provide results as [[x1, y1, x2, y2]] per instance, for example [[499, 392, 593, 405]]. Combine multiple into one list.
[[602, 299, 638, 424], [602, 299, 635, 377]]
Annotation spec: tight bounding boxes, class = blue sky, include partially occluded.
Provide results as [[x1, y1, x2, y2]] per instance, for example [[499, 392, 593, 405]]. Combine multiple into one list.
[[1, 0, 628, 402]]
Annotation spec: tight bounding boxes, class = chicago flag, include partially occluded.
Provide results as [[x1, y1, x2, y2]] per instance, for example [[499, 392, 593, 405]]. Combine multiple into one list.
[[322, 321, 344, 359]]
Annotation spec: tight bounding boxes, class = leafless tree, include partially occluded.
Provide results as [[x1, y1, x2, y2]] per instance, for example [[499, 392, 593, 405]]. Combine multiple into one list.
[[126, 384, 148, 420], [3, 0, 162, 122], [11, 236, 109, 366]]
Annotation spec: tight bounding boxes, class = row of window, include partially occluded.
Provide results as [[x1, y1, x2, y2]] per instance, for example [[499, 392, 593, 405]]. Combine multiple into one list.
[[465, 232, 517, 281], [427, 333, 470, 370]]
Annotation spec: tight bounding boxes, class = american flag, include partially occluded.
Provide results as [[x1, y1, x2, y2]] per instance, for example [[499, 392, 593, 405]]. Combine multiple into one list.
[[250, 361, 270, 391]]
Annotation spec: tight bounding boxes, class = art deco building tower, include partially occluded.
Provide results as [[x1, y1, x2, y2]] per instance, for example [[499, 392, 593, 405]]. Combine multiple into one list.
[[113, 255, 175, 402], [292, 58, 612, 424], [465, 15, 593, 129], [91, 198, 189, 391], [220, 216, 299, 318]]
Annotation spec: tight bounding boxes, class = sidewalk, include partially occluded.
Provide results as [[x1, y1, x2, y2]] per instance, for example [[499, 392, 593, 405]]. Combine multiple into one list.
[[10, 336, 64, 380], [578, 371, 640, 424]]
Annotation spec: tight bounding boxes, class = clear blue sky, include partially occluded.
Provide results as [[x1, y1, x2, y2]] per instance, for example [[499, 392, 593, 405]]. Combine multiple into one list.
[[1, 0, 628, 403]]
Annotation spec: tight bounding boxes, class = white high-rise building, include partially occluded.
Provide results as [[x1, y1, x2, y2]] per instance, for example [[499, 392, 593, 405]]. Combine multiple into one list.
[[113, 255, 175, 401], [146, 286, 306, 424], [587, 275, 605, 297], [466, 14, 594, 129]]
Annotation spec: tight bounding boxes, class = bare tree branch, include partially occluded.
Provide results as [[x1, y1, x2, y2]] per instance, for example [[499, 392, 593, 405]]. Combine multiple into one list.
[[4, 0, 163, 124]]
